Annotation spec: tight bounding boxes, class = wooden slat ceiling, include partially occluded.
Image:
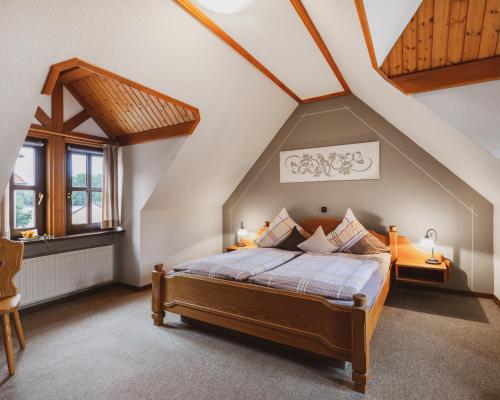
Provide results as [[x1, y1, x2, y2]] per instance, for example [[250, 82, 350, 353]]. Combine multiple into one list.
[[41, 58, 200, 145], [377, 0, 500, 93]]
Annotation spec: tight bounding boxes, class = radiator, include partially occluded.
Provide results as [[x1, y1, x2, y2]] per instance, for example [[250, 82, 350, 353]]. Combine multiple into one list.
[[15, 245, 114, 307]]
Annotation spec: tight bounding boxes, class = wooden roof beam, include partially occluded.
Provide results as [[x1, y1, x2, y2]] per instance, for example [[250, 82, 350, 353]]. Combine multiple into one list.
[[29, 124, 113, 146], [390, 57, 500, 93], [58, 67, 93, 85], [117, 120, 198, 146], [63, 110, 91, 131], [34, 106, 53, 128]]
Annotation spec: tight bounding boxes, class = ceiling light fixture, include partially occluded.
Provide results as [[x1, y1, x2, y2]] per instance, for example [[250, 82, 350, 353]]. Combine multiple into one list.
[[195, 0, 251, 14]]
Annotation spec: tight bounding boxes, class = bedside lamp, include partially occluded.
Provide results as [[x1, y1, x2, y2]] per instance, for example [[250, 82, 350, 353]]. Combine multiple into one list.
[[236, 222, 248, 247], [421, 228, 441, 265]]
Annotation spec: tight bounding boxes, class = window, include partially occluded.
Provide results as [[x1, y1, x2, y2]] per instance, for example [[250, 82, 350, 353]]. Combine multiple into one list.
[[9, 140, 46, 238], [66, 146, 103, 232]]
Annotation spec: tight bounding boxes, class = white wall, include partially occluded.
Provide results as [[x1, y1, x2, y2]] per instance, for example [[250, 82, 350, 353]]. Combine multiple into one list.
[[363, 0, 422, 65], [0, 0, 296, 286], [118, 138, 186, 285], [417, 81, 500, 160]]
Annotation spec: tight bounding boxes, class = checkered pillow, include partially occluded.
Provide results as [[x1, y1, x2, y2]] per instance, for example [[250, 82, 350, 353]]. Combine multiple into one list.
[[326, 209, 387, 254], [256, 208, 309, 248]]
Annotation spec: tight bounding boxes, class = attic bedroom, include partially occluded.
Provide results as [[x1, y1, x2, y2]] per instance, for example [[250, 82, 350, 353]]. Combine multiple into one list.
[[0, 1, 499, 399]]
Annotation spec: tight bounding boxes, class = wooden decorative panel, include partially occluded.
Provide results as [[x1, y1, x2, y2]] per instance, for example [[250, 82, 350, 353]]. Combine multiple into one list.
[[41, 58, 200, 145], [384, 0, 500, 77], [363, 0, 500, 94]]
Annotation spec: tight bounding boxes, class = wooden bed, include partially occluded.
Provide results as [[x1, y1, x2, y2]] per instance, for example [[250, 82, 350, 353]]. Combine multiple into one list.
[[151, 218, 398, 394]]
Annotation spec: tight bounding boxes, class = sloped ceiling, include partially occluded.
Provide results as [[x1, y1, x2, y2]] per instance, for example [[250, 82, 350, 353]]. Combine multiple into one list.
[[417, 80, 500, 159], [364, 0, 422, 64], [190, 0, 344, 99]]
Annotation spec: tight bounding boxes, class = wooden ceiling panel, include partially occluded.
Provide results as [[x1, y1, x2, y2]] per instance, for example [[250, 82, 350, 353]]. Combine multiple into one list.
[[385, 0, 500, 77], [358, 0, 500, 94], [41, 58, 200, 145]]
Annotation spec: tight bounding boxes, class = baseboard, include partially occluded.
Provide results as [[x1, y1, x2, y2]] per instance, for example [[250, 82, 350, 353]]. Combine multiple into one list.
[[19, 281, 117, 314], [396, 282, 499, 306], [116, 282, 152, 292]]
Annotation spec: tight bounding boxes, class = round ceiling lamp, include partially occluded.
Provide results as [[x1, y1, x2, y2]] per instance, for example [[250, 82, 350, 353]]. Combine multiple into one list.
[[196, 0, 251, 14]]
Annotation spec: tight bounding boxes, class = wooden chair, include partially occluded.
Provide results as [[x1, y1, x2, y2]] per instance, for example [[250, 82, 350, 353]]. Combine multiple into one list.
[[0, 238, 25, 375]]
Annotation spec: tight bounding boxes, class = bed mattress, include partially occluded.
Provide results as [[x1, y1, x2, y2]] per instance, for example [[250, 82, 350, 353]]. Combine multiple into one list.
[[249, 252, 390, 302], [173, 247, 302, 282]]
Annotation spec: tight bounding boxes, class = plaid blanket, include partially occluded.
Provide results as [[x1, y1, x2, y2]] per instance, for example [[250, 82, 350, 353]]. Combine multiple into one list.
[[174, 248, 302, 282], [249, 253, 384, 301]]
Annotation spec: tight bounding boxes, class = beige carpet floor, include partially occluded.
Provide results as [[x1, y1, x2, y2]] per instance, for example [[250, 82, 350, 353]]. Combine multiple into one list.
[[0, 285, 499, 400]]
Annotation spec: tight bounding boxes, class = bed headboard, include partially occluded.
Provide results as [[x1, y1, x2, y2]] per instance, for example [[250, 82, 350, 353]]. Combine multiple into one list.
[[299, 217, 398, 262]]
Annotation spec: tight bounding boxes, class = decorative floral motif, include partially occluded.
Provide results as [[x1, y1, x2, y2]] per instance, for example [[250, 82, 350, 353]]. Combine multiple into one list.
[[285, 151, 373, 177]]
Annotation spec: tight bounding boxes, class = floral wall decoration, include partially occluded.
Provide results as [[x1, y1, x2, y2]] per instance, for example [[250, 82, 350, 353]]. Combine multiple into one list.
[[280, 141, 379, 183]]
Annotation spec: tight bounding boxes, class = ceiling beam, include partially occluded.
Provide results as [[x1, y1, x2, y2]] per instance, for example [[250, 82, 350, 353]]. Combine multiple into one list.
[[117, 121, 198, 146], [290, 0, 350, 93], [34, 106, 53, 128], [29, 124, 113, 146], [51, 83, 64, 132], [390, 57, 500, 93], [174, 0, 301, 103], [301, 91, 349, 103], [58, 67, 93, 85], [64, 82, 117, 140], [63, 110, 91, 131]]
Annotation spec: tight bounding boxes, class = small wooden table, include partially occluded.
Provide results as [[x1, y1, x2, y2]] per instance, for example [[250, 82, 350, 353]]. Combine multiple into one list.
[[226, 244, 257, 252], [395, 252, 451, 286]]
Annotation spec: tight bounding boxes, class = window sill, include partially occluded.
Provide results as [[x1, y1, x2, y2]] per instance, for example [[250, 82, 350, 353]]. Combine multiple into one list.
[[19, 227, 125, 245], [20, 228, 125, 259]]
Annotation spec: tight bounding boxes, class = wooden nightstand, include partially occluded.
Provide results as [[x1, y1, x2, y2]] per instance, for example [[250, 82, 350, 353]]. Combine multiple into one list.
[[226, 244, 257, 252], [395, 242, 452, 286]]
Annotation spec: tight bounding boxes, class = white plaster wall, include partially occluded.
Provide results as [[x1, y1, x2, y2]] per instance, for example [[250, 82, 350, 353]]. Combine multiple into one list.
[[118, 138, 186, 285], [0, 0, 296, 286], [363, 0, 422, 65]]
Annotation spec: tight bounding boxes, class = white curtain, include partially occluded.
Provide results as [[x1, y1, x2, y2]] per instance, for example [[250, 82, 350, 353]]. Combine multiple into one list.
[[101, 144, 120, 229], [0, 183, 10, 238]]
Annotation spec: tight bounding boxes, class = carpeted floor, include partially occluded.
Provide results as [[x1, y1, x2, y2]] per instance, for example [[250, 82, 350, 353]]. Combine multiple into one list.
[[0, 285, 498, 400]]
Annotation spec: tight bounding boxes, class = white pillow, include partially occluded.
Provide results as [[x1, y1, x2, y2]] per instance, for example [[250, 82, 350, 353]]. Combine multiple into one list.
[[256, 208, 309, 248], [298, 226, 336, 253]]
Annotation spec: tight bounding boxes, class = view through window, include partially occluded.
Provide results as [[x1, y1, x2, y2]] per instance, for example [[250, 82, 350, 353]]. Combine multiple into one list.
[[67, 147, 103, 231]]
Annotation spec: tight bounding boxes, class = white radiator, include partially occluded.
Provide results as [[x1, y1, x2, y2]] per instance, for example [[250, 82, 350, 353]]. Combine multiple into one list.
[[15, 245, 114, 307]]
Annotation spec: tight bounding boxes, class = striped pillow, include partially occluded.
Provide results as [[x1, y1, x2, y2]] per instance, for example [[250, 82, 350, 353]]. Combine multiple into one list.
[[326, 209, 387, 254], [256, 208, 309, 248]]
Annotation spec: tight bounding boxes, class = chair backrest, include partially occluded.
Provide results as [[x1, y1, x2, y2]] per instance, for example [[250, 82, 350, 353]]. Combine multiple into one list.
[[0, 238, 24, 297]]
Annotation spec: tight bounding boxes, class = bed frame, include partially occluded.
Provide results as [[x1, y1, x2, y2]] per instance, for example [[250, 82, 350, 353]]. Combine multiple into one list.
[[151, 219, 398, 394]]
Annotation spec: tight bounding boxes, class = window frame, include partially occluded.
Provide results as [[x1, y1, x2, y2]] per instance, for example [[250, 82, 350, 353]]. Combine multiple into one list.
[[9, 139, 47, 238], [65, 145, 104, 233]]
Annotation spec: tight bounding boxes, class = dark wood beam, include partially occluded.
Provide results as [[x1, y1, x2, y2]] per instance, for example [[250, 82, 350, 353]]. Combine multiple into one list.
[[29, 124, 113, 146], [117, 121, 197, 146], [390, 57, 500, 93], [34, 106, 53, 128], [63, 110, 91, 131], [51, 84, 64, 132]]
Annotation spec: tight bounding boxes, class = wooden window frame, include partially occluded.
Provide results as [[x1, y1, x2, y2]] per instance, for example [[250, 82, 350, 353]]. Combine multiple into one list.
[[9, 140, 47, 239], [65, 145, 103, 234]]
